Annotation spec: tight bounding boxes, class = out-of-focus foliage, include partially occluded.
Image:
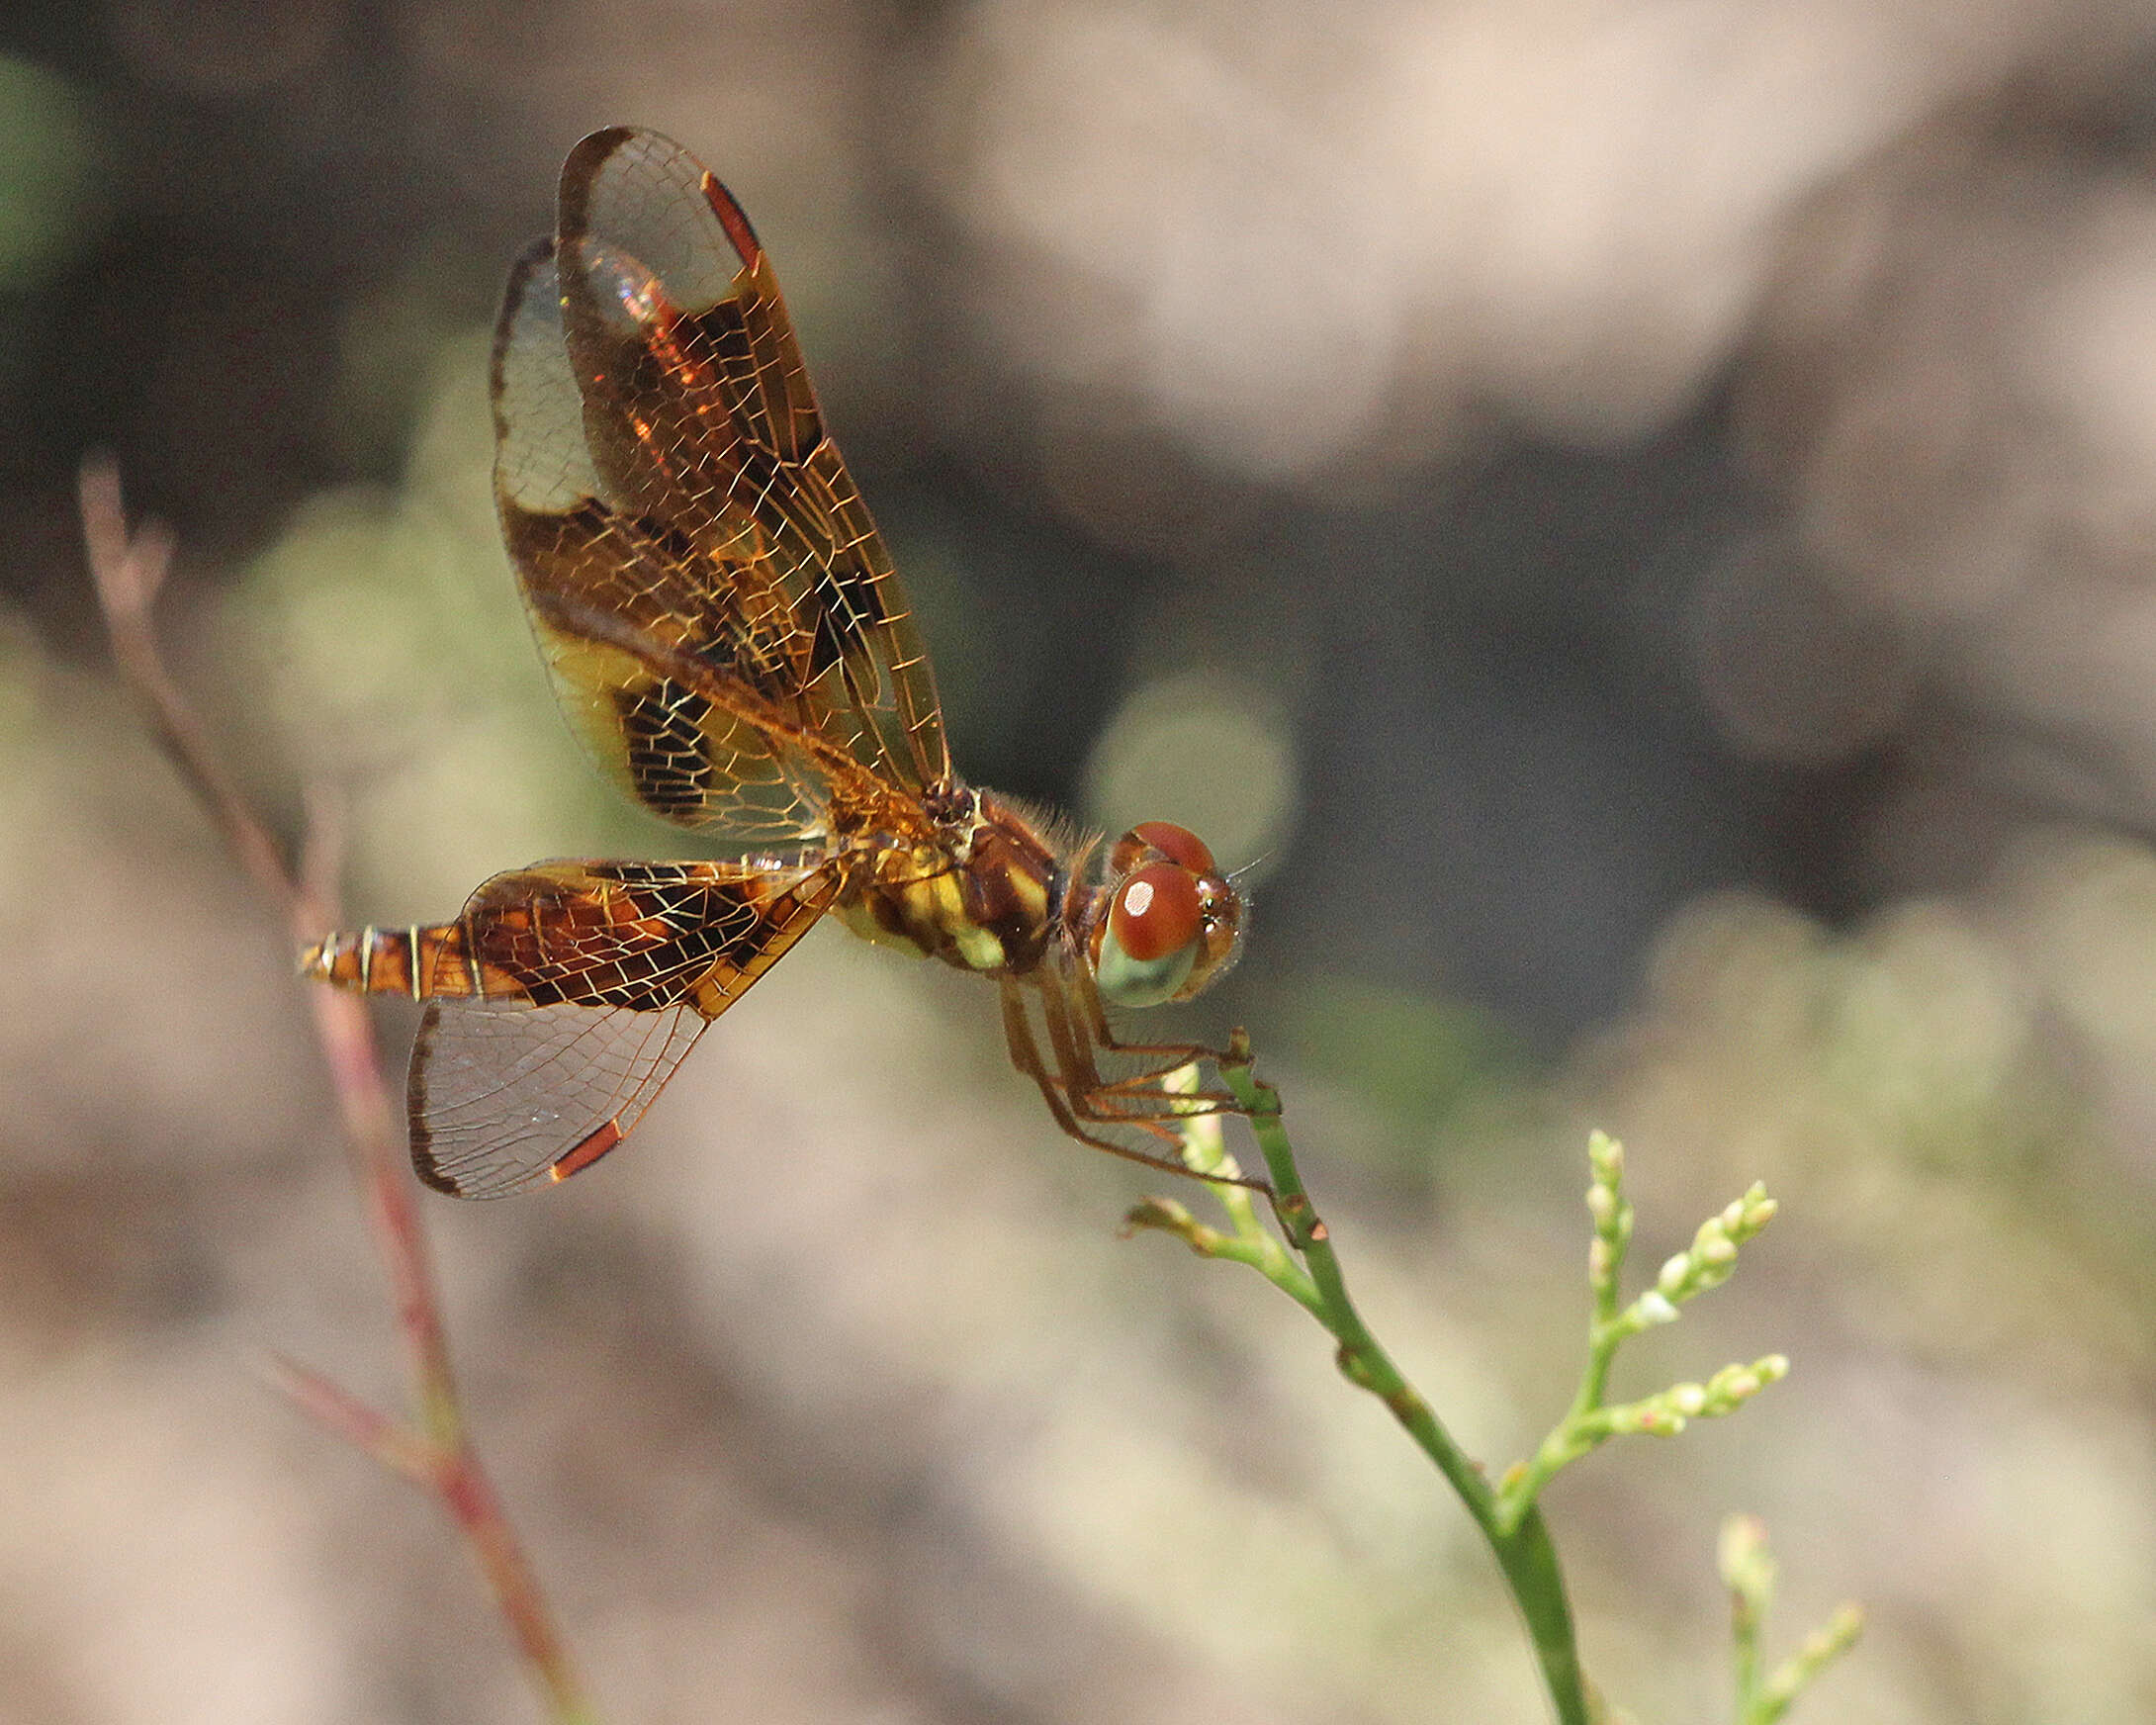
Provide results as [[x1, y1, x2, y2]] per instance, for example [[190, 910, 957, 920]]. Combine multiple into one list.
[[6, 1, 2156, 1720], [0, 54, 102, 287]]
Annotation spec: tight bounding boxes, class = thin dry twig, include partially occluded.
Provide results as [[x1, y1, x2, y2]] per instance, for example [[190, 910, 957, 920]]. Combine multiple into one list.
[[79, 458, 596, 1723]]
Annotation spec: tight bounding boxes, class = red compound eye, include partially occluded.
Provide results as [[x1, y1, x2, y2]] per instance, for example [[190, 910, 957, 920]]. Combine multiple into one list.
[[1112, 821, 1217, 879], [1109, 862, 1204, 961]]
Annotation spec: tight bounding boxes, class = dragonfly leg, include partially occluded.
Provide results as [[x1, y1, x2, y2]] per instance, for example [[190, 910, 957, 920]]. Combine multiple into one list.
[[999, 978, 1271, 1197]]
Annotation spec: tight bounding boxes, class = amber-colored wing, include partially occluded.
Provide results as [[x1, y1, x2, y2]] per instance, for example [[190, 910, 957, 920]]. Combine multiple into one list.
[[365, 858, 835, 1196], [491, 125, 947, 847]]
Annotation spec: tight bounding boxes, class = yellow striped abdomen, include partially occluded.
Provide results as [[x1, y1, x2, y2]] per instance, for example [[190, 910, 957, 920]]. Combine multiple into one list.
[[299, 923, 505, 1001]]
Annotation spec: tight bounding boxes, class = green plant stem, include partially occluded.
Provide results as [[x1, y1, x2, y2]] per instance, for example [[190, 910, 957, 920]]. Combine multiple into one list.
[[1732, 1597, 1762, 1724], [1214, 1039, 1590, 1725], [1497, 1312, 1624, 1533]]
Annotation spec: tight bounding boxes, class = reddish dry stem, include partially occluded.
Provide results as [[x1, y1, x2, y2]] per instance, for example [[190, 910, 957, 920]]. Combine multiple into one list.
[[438, 1452, 585, 1691], [80, 460, 590, 1719], [273, 1355, 436, 1483], [278, 1353, 580, 1701], [80, 462, 295, 917], [302, 979, 460, 1419]]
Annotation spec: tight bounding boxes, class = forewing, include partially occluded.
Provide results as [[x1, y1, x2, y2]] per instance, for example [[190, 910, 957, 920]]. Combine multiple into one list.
[[407, 859, 833, 1196], [549, 127, 947, 807], [494, 242, 845, 842]]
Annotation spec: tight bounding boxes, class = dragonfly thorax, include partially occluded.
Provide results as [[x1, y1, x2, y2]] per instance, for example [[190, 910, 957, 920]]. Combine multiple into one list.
[[835, 788, 1064, 977]]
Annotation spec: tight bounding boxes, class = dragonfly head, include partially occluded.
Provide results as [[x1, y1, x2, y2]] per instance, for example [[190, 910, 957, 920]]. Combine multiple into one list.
[[1088, 821, 1244, 1008]]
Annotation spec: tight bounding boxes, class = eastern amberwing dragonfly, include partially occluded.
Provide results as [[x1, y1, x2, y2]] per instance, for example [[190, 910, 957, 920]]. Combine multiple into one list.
[[302, 127, 1259, 1199]]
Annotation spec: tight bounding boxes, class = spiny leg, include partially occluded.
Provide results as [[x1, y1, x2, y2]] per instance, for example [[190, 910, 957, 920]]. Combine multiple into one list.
[[1074, 975, 1242, 1097], [1035, 966, 1184, 1120], [1035, 970, 1238, 1120], [1001, 978, 1270, 1197]]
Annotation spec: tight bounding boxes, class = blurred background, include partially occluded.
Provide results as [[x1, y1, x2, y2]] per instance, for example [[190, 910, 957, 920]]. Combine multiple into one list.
[[5, 0, 2156, 1719]]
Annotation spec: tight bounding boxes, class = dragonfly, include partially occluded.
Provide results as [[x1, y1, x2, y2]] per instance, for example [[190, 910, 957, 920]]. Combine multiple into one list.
[[302, 127, 1260, 1200]]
